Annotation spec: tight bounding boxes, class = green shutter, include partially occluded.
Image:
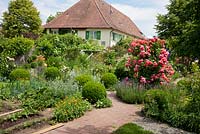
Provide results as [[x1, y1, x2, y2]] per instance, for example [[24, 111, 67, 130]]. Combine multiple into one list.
[[97, 31, 101, 40], [86, 31, 89, 40]]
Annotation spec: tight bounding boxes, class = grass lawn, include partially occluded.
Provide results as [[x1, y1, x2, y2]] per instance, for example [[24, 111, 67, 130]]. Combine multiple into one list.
[[113, 123, 153, 134]]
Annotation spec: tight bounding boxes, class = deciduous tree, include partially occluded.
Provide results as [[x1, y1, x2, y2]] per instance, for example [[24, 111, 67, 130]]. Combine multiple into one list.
[[2, 0, 42, 38]]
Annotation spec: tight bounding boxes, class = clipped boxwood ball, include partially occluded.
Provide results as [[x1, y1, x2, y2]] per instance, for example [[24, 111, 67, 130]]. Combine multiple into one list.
[[82, 81, 106, 104], [44, 67, 60, 80], [75, 74, 93, 87], [101, 73, 118, 88], [9, 68, 30, 81]]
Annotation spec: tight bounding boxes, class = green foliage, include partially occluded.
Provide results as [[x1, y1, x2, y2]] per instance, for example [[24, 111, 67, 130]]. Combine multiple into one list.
[[112, 37, 133, 57], [144, 89, 169, 119], [36, 34, 84, 57], [9, 68, 30, 81], [30, 62, 38, 68], [2, 0, 42, 38], [46, 12, 61, 23], [78, 40, 104, 51], [44, 67, 61, 80], [113, 123, 153, 134], [75, 74, 93, 87], [101, 73, 118, 88], [53, 93, 92, 122], [115, 58, 132, 80], [82, 81, 106, 104], [19, 87, 67, 111], [116, 82, 145, 104], [143, 83, 200, 133], [95, 98, 112, 108], [103, 50, 117, 65], [156, 0, 200, 60], [46, 56, 64, 68], [6, 37, 34, 57], [0, 54, 16, 78]]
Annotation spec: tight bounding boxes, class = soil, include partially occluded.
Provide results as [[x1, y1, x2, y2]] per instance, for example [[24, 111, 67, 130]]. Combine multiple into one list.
[[0, 108, 53, 134], [0, 100, 21, 114], [13, 121, 51, 134], [0, 114, 42, 129]]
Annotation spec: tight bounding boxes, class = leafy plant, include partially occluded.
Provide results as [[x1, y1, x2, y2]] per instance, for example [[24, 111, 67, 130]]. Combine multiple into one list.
[[82, 81, 106, 104], [44, 67, 61, 80], [95, 98, 112, 108], [9, 68, 30, 81], [116, 82, 145, 104], [53, 93, 92, 122], [144, 89, 169, 119], [75, 74, 93, 87], [101, 73, 118, 89]]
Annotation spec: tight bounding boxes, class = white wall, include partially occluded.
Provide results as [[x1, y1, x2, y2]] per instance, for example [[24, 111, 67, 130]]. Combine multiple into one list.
[[78, 29, 112, 47]]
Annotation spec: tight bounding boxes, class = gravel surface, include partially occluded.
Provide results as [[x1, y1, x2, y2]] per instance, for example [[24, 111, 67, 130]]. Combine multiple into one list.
[[133, 117, 195, 134]]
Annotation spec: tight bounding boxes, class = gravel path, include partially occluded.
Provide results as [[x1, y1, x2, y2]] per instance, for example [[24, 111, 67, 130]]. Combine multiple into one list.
[[133, 118, 194, 134], [45, 92, 194, 134]]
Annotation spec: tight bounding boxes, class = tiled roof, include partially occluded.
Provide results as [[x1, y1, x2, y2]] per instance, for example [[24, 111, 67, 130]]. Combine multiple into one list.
[[43, 0, 144, 38]]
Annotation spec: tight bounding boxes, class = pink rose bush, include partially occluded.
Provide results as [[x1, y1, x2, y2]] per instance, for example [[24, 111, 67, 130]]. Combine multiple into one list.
[[126, 37, 174, 85]]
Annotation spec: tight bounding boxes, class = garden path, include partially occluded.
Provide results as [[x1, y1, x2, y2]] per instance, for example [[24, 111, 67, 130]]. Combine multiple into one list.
[[44, 92, 192, 134], [45, 91, 142, 134]]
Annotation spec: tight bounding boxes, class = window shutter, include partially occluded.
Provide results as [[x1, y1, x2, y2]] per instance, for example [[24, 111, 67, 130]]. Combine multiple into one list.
[[86, 31, 89, 39], [97, 31, 101, 40]]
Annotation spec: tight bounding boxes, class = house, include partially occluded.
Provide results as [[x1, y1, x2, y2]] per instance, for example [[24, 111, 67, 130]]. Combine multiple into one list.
[[43, 0, 144, 47]]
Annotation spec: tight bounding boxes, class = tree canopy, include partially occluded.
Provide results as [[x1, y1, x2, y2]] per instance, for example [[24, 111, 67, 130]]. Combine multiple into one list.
[[156, 0, 200, 60], [46, 12, 62, 23], [2, 0, 42, 38]]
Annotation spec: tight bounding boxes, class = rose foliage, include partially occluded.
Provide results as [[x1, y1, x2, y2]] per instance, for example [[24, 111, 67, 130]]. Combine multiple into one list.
[[126, 38, 174, 85]]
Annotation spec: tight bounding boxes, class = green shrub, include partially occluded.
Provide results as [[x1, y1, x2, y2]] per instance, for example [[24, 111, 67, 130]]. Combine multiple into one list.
[[53, 93, 92, 122], [44, 67, 60, 80], [36, 34, 84, 57], [30, 62, 38, 68], [116, 82, 145, 104], [101, 73, 118, 88], [19, 88, 63, 111], [113, 123, 153, 134], [9, 69, 30, 81], [0, 54, 16, 78], [144, 89, 169, 120], [6, 37, 34, 57], [103, 50, 117, 65], [115, 58, 132, 80], [82, 81, 106, 104], [46, 56, 64, 68], [75, 74, 93, 87], [95, 98, 112, 108]]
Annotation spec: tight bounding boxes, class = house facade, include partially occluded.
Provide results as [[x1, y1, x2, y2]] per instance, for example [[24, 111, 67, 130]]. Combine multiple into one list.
[[43, 0, 144, 47]]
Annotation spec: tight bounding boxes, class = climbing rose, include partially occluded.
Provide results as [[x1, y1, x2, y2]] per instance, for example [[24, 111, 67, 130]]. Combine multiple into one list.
[[126, 37, 174, 85]]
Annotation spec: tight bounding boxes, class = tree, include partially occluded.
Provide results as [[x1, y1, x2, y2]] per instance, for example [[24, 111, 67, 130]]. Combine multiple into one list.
[[46, 12, 62, 23], [156, 0, 200, 60], [2, 0, 42, 38]]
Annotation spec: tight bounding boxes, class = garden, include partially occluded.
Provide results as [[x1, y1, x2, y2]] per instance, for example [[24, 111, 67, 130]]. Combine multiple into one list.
[[0, 32, 199, 134], [0, 0, 200, 133]]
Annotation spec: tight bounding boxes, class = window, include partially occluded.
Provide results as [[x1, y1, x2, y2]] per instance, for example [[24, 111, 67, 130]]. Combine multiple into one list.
[[112, 32, 123, 42], [86, 31, 101, 40]]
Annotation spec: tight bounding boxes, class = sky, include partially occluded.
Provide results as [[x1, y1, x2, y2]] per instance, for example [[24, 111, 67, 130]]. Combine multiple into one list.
[[0, 0, 169, 37]]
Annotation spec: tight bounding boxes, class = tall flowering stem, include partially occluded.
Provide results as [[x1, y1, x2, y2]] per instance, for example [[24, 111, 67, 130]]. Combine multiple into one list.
[[126, 37, 174, 85]]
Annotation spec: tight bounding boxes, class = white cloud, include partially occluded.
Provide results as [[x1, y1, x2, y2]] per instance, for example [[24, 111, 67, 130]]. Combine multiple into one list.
[[33, 0, 79, 24], [111, 2, 168, 37]]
